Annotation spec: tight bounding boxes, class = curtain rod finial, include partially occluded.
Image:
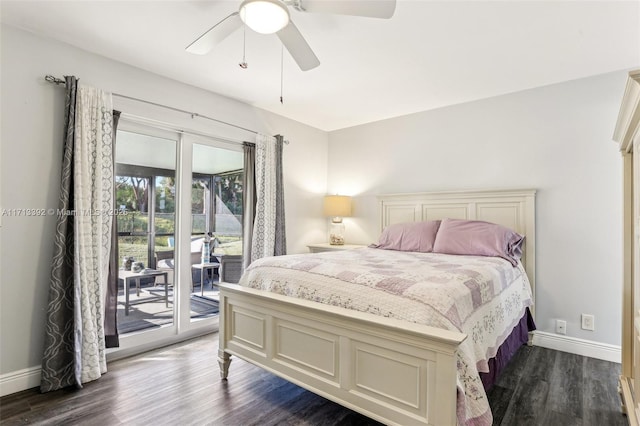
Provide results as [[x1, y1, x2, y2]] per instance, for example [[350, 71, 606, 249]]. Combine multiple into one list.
[[45, 75, 65, 85]]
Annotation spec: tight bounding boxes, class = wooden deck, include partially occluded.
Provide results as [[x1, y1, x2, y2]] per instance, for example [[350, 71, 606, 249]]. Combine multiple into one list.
[[117, 281, 220, 334]]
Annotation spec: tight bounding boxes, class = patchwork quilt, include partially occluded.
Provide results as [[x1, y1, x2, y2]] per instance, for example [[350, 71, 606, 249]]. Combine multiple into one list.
[[240, 247, 533, 425]]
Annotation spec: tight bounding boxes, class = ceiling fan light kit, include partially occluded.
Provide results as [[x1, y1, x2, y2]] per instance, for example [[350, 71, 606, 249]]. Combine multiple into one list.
[[187, 0, 396, 72], [239, 0, 290, 35]]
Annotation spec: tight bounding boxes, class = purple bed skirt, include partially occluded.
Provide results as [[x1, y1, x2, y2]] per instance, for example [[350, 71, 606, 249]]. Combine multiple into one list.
[[480, 308, 536, 390]]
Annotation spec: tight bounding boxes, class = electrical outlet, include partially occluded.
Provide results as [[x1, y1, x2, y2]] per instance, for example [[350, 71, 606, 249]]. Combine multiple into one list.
[[582, 314, 595, 331], [556, 319, 567, 335]]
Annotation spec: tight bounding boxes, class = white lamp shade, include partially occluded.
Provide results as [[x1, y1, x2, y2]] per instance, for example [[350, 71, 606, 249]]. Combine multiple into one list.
[[239, 0, 290, 34], [323, 195, 352, 218]]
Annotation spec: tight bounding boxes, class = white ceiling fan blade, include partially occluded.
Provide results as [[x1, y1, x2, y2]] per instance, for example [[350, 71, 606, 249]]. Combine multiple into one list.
[[296, 0, 396, 19], [277, 20, 320, 71], [186, 12, 242, 55]]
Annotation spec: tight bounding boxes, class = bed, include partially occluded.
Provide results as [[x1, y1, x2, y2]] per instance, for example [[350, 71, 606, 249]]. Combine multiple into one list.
[[217, 189, 536, 425]]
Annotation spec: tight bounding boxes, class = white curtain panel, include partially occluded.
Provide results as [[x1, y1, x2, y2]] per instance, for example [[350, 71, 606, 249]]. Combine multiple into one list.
[[251, 133, 277, 262], [72, 85, 113, 384]]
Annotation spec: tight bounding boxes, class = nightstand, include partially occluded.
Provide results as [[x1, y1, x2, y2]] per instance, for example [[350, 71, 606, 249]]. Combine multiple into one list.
[[307, 243, 367, 253]]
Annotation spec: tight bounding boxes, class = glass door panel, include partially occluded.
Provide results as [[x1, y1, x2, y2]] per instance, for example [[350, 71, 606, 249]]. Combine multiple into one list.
[[213, 171, 243, 255], [190, 143, 243, 322], [115, 129, 177, 335]]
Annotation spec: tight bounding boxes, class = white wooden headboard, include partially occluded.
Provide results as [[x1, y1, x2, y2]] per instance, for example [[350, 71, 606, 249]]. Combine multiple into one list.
[[377, 189, 536, 310]]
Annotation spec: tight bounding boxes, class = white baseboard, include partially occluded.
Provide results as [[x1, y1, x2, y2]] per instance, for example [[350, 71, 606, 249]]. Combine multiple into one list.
[[532, 331, 621, 363], [0, 366, 41, 397]]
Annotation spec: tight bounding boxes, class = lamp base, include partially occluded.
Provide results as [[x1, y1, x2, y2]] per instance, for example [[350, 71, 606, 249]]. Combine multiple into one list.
[[329, 222, 345, 245]]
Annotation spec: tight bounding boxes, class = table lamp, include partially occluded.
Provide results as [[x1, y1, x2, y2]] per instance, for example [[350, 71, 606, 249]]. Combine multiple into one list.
[[323, 195, 352, 245]]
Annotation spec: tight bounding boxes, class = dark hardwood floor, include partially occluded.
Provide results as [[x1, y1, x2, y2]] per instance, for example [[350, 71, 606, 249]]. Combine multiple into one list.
[[487, 345, 626, 426], [0, 334, 627, 426]]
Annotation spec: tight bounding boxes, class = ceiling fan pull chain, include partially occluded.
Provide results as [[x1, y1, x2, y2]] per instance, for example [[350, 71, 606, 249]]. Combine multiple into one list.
[[290, 0, 304, 12], [280, 44, 284, 104], [239, 24, 248, 69]]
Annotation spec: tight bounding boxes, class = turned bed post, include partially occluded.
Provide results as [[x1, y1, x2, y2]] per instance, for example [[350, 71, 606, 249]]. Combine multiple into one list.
[[218, 292, 232, 379]]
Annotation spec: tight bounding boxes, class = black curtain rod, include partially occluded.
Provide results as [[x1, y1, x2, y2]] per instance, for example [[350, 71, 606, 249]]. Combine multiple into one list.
[[44, 74, 262, 136]]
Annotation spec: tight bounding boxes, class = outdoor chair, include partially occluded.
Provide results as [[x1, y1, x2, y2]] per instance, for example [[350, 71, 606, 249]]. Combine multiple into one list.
[[155, 248, 219, 291]]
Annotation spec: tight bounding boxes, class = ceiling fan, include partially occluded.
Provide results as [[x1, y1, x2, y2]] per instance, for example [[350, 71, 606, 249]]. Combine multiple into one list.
[[186, 0, 396, 71]]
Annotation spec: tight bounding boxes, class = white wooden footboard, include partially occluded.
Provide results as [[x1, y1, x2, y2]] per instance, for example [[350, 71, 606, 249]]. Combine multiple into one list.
[[218, 283, 467, 426]]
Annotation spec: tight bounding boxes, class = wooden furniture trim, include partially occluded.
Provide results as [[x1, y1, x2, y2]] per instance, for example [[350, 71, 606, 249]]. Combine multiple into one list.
[[622, 152, 635, 379], [613, 69, 640, 154], [218, 189, 536, 425], [218, 283, 465, 425], [307, 243, 367, 252], [620, 375, 639, 425], [613, 69, 640, 424]]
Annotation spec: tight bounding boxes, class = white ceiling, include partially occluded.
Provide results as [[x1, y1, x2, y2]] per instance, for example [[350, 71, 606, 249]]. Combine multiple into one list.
[[1, 1, 639, 131], [115, 130, 243, 173]]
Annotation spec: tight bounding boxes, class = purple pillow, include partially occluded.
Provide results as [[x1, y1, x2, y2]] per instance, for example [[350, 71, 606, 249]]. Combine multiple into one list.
[[369, 220, 441, 252], [432, 218, 524, 266]]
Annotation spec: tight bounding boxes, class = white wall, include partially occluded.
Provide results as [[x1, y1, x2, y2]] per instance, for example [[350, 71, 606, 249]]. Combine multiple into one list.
[[328, 71, 626, 348], [0, 25, 328, 381], [0, 21, 627, 395]]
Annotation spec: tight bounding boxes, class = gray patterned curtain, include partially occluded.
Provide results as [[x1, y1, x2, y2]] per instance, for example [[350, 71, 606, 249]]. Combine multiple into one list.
[[274, 135, 286, 256], [242, 142, 256, 271], [41, 77, 114, 392], [104, 110, 121, 348], [41, 76, 78, 392]]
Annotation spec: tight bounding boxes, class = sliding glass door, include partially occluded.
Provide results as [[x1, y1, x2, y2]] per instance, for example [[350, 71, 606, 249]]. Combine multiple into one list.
[[111, 122, 244, 346]]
